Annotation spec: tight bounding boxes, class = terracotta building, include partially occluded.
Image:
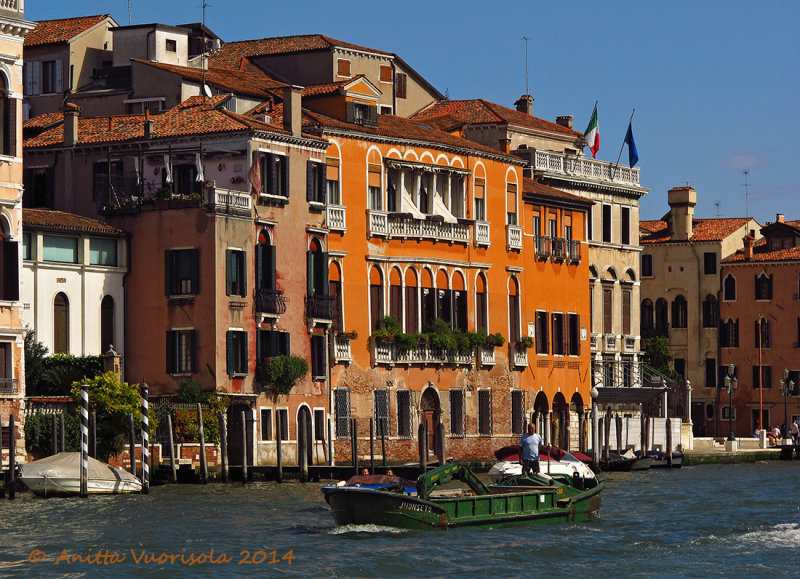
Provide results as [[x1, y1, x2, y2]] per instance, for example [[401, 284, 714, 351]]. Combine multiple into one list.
[[719, 215, 800, 438]]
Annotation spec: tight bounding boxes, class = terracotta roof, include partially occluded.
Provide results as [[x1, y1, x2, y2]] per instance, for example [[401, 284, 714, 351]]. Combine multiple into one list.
[[132, 60, 286, 99], [522, 177, 592, 207], [412, 100, 582, 139], [26, 15, 112, 47], [23, 208, 123, 235], [23, 112, 64, 130], [640, 218, 752, 243], [23, 96, 307, 148], [302, 79, 354, 97], [209, 34, 391, 70], [724, 239, 800, 263]]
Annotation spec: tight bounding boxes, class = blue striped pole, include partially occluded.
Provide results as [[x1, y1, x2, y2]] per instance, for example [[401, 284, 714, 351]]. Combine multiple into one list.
[[80, 381, 89, 497], [141, 380, 149, 494]]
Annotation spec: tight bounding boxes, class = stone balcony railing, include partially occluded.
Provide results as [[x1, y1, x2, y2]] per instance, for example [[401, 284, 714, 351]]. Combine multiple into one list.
[[506, 224, 523, 250], [605, 334, 617, 350], [327, 205, 346, 232], [207, 187, 251, 215], [510, 343, 528, 367], [474, 221, 490, 246], [479, 346, 496, 367], [531, 149, 641, 187], [590, 334, 600, 350], [333, 334, 353, 363], [372, 338, 473, 367]]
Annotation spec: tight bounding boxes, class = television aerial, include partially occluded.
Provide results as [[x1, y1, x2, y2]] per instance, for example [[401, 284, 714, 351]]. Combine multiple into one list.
[[203, 84, 212, 98]]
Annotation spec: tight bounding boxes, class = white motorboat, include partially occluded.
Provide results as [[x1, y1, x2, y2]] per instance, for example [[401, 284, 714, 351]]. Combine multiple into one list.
[[18, 452, 142, 496], [488, 446, 597, 485]]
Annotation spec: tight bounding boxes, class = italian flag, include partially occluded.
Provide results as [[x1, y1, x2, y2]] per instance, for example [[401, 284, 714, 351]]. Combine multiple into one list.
[[584, 104, 599, 158]]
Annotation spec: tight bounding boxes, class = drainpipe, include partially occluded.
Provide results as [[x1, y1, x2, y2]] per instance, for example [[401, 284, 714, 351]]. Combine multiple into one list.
[[326, 327, 334, 466]]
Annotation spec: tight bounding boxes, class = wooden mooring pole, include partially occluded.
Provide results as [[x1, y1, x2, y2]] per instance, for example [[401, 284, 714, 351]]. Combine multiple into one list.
[[7, 415, 16, 500], [351, 418, 358, 475], [0, 420, 4, 498], [275, 410, 282, 483], [616, 415, 623, 453], [166, 413, 176, 483], [218, 411, 228, 483], [89, 411, 97, 459], [51, 413, 57, 455], [59, 412, 65, 452], [197, 403, 207, 484], [380, 421, 387, 469], [128, 413, 136, 478], [299, 414, 308, 483], [80, 381, 89, 498], [666, 417, 673, 467], [369, 418, 375, 474], [240, 410, 248, 483]]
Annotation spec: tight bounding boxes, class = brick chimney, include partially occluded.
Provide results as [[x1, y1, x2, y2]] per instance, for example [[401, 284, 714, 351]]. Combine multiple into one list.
[[777, 213, 785, 223], [61, 102, 80, 146], [282, 85, 303, 136], [743, 232, 754, 260], [499, 138, 511, 154], [144, 109, 154, 139], [514, 94, 533, 116], [556, 115, 573, 129], [667, 186, 697, 241]]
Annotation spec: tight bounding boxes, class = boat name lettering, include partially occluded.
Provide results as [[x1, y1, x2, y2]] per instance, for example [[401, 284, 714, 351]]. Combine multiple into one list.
[[400, 501, 432, 513]]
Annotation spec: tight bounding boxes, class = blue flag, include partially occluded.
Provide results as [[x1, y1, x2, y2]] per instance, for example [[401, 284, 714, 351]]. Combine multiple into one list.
[[624, 121, 639, 167]]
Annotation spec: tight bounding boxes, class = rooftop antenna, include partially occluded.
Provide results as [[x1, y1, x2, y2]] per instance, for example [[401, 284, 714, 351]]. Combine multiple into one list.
[[201, 0, 209, 97], [742, 170, 750, 216], [128, 0, 131, 25], [522, 36, 530, 95], [714, 201, 721, 217]]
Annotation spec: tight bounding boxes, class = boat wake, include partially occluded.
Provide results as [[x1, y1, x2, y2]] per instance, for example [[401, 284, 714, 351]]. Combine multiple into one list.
[[329, 524, 411, 535]]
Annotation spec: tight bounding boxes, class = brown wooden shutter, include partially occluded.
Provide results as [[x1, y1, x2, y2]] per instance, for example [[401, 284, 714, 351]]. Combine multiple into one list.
[[603, 287, 612, 334]]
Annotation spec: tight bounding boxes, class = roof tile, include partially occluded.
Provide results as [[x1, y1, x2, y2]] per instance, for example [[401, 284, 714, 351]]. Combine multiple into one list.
[[26, 15, 112, 47], [640, 218, 752, 243], [23, 208, 124, 235]]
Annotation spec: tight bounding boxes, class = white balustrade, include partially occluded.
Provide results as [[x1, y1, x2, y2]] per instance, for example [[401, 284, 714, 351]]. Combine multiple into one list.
[[372, 339, 473, 366], [534, 150, 640, 186], [513, 347, 528, 368], [334, 334, 353, 362], [327, 205, 347, 231], [474, 221, 490, 246], [605, 334, 617, 350], [210, 187, 251, 211], [590, 334, 600, 350], [370, 212, 471, 243], [480, 346, 495, 367], [368, 210, 389, 236], [506, 225, 523, 250]]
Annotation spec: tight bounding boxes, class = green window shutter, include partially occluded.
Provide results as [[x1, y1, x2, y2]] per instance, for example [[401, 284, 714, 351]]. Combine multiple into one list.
[[190, 249, 200, 294], [164, 250, 173, 295], [268, 331, 279, 357], [307, 161, 314, 202], [225, 249, 232, 296], [226, 331, 234, 375], [320, 252, 329, 295], [267, 245, 276, 291], [280, 331, 291, 356], [269, 154, 279, 195], [282, 156, 290, 197], [242, 331, 249, 375], [240, 251, 247, 296], [189, 330, 197, 372], [255, 244, 264, 290], [307, 250, 314, 295], [166, 331, 175, 373]]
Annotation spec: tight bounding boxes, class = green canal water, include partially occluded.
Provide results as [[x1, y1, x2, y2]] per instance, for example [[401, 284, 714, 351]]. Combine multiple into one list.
[[1, 461, 798, 577]]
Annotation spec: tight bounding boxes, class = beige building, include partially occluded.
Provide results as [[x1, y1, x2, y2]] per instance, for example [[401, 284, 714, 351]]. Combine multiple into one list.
[[0, 0, 35, 462], [640, 186, 760, 435]]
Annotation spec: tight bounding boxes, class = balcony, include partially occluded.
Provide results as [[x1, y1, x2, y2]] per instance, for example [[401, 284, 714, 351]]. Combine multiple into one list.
[[306, 294, 336, 320], [368, 211, 472, 244], [590, 334, 600, 350], [327, 205, 347, 232], [333, 334, 353, 363], [206, 187, 251, 216], [605, 334, 617, 350], [534, 235, 550, 260], [511, 344, 528, 368], [254, 289, 288, 316], [0, 378, 19, 395], [506, 225, 523, 250], [479, 345, 496, 367], [566, 239, 581, 262], [530, 149, 641, 187], [371, 338, 473, 367], [551, 237, 566, 262], [474, 221, 491, 247]]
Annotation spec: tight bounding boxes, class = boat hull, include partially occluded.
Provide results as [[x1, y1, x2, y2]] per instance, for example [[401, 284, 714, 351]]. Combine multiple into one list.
[[19, 475, 142, 497], [326, 482, 604, 530]]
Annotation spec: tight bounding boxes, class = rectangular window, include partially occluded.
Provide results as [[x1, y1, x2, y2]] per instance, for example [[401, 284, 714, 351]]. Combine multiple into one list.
[[674, 358, 686, 380], [622, 289, 632, 335], [551, 313, 565, 356], [0, 342, 10, 381], [226, 249, 247, 297], [587, 206, 593, 241], [42, 60, 58, 93], [752, 365, 772, 389], [258, 329, 290, 360], [478, 390, 492, 435], [395, 72, 407, 99], [374, 388, 390, 438], [277, 408, 289, 440], [603, 286, 613, 334], [326, 158, 340, 204], [335, 388, 351, 438], [166, 329, 195, 374], [397, 390, 412, 438], [336, 58, 351, 77], [261, 153, 290, 197], [166, 39, 177, 52], [314, 409, 326, 441], [311, 334, 327, 380], [511, 390, 525, 435], [602, 204, 612, 243], [755, 319, 771, 349], [368, 163, 382, 210], [165, 249, 199, 295], [226, 330, 248, 376], [704, 252, 717, 275], [568, 313, 581, 356], [705, 358, 717, 388], [43, 235, 78, 263], [92, 161, 123, 202], [506, 183, 517, 225], [642, 254, 653, 277], [172, 164, 201, 196], [89, 238, 117, 266], [306, 161, 326, 204], [450, 389, 465, 437], [474, 178, 486, 221], [22, 233, 31, 261], [549, 218, 558, 238], [621, 206, 630, 245], [260, 408, 273, 441], [536, 311, 549, 354], [379, 65, 392, 82]]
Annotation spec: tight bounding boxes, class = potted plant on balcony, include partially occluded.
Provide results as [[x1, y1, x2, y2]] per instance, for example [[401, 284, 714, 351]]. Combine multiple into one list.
[[483, 332, 505, 348], [516, 336, 534, 349], [255, 355, 309, 397]]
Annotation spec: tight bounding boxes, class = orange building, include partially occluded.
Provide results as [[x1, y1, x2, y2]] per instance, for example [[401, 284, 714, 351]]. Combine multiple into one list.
[[720, 215, 800, 438]]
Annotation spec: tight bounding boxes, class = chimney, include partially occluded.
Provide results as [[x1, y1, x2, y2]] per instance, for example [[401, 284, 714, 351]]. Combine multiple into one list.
[[499, 138, 511, 154], [61, 102, 80, 146], [282, 85, 303, 136], [514, 94, 533, 116], [144, 109, 154, 139], [777, 213, 785, 223], [556, 115, 573, 129], [743, 232, 754, 260], [667, 186, 697, 241]]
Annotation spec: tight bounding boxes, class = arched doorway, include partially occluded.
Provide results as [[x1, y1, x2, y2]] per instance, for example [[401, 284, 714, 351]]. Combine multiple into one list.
[[552, 393, 568, 449], [570, 393, 585, 452], [227, 404, 253, 470], [532, 391, 549, 444], [297, 406, 313, 466], [420, 387, 440, 455]]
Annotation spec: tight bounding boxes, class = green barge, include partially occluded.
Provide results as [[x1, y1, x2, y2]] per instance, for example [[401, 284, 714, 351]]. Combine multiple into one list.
[[324, 462, 604, 530]]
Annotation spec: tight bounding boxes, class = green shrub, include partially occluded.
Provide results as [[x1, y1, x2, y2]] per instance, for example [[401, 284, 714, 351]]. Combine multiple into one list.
[[24, 412, 80, 456], [256, 355, 309, 396], [173, 408, 220, 445]]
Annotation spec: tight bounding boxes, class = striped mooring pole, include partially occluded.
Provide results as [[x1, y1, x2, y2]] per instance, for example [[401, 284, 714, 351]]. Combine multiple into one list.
[[80, 381, 89, 498], [140, 380, 150, 494]]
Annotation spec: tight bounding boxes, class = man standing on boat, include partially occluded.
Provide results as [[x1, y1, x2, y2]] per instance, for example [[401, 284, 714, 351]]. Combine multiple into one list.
[[519, 423, 543, 476]]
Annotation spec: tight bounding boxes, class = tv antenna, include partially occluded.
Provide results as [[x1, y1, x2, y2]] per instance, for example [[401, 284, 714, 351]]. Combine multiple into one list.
[[522, 36, 530, 95], [742, 170, 750, 216], [714, 201, 721, 217], [128, 0, 132, 25]]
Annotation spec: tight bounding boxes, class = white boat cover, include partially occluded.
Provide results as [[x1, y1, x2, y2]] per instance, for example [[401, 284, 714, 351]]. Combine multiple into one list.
[[19, 452, 139, 484]]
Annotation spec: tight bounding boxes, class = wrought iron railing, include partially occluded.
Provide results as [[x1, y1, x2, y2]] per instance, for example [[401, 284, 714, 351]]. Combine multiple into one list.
[[306, 294, 336, 319], [254, 289, 288, 315], [534, 235, 550, 259], [0, 378, 19, 394], [566, 239, 581, 262]]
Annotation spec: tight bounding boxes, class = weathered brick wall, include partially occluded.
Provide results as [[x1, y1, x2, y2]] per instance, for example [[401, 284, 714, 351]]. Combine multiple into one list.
[[1, 398, 26, 463]]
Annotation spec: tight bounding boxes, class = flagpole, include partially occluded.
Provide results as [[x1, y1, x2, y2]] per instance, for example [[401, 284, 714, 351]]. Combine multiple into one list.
[[613, 109, 636, 178]]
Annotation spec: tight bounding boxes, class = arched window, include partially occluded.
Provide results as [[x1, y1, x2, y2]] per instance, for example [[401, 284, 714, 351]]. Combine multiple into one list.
[[100, 295, 114, 352], [508, 276, 520, 342], [452, 271, 467, 331], [0, 216, 19, 301], [389, 267, 403, 324], [420, 268, 435, 330], [475, 273, 488, 333], [0, 72, 15, 157], [307, 237, 330, 318], [640, 299, 654, 337], [655, 298, 669, 336], [702, 295, 719, 328], [672, 295, 687, 329], [369, 266, 384, 332], [54, 292, 69, 354], [329, 261, 342, 329], [723, 274, 736, 301], [404, 268, 418, 333], [755, 272, 773, 300], [721, 318, 739, 348], [435, 269, 450, 326]]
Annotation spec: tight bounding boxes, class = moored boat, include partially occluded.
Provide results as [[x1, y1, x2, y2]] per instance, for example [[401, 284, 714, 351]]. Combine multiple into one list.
[[321, 473, 417, 498], [600, 451, 652, 472], [324, 462, 604, 530], [488, 445, 598, 487], [18, 452, 142, 497]]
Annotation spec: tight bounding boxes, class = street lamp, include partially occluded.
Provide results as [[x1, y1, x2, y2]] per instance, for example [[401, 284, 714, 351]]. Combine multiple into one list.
[[780, 368, 795, 443], [724, 363, 739, 442]]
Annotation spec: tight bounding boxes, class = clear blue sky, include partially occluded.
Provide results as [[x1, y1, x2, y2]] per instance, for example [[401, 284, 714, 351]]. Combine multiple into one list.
[[30, 1, 800, 224]]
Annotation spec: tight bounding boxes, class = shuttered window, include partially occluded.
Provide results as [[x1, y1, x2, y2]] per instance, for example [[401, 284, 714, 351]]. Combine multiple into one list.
[[226, 249, 247, 297], [506, 183, 517, 225], [0, 239, 19, 301], [379, 65, 393, 82], [603, 287, 613, 334], [450, 390, 465, 437], [311, 334, 327, 379], [374, 389, 390, 438], [395, 72, 407, 98], [397, 390, 412, 438], [306, 161, 326, 204], [535, 311, 548, 354], [226, 330, 248, 376], [511, 390, 525, 435], [165, 249, 199, 296], [474, 178, 486, 221], [166, 329, 196, 374], [260, 409, 273, 441], [326, 158, 340, 204], [335, 388, 351, 437], [478, 390, 492, 436], [551, 313, 565, 356], [568, 313, 581, 356], [622, 289, 632, 335], [257, 330, 290, 360]]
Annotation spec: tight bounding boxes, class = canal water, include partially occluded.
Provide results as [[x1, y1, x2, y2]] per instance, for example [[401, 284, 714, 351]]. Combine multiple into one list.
[[1, 461, 799, 577]]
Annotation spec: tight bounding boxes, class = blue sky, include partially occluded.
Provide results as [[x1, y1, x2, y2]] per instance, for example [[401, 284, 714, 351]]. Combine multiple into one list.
[[29, 1, 799, 223]]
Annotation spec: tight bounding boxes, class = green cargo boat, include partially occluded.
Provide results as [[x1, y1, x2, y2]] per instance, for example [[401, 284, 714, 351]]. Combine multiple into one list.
[[324, 462, 604, 530]]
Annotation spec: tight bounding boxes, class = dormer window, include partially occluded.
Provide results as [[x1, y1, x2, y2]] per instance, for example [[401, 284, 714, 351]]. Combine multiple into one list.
[[166, 39, 177, 53], [337, 58, 351, 77], [347, 101, 377, 126], [354, 103, 368, 123]]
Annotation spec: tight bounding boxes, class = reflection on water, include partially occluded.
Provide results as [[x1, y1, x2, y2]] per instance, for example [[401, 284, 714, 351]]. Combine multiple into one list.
[[1, 462, 799, 576]]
